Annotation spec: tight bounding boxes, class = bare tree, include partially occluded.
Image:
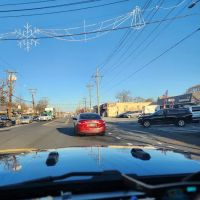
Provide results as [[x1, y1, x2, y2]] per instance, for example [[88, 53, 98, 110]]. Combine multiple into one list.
[[116, 90, 132, 102], [14, 96, 28, 114], [36, 99, 49, 114], [144, 98, 154, 102]]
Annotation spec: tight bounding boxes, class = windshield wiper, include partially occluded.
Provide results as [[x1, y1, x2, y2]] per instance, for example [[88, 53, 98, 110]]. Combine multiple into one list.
[[0, 170, 200, 200], [8, 170, 123, 185]]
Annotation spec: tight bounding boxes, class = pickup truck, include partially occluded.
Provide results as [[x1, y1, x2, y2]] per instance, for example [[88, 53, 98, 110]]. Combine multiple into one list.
[[138, 108, 192, 128]]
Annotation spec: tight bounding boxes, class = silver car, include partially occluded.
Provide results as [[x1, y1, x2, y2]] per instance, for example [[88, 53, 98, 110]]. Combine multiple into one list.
[[20, 116, 33, 124]]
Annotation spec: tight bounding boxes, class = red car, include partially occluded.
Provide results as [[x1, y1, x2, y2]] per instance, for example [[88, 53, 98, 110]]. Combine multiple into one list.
[[73, 113, 106, 136]]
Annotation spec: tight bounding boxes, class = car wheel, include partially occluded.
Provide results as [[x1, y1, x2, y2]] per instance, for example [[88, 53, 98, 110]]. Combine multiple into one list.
[[143, 120, 151, 128], [177, 119, 185, 127], [5, 122, 11, 127], [100, 132, 105, 136], [74, 127, 79, 136]]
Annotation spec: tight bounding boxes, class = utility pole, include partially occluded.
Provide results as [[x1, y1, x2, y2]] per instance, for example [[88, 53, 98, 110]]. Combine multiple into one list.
[[0, 80, 6, 111], [28, 89, 37, 115], [83, 98, 87, 112], [93, 68, 102, 115], [5, 70, 17, 119], [86, 84, 93, 112]]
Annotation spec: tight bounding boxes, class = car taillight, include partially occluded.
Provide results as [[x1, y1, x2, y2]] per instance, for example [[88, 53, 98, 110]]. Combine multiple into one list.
[[97, 120, 105, 128], [77, 120, 87, 126]]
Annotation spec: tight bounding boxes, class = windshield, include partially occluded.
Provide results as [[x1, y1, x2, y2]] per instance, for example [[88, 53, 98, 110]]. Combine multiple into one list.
[[79, 113, 101, 120], [0, 0, 199, 189], [21, 116, 29, 119]]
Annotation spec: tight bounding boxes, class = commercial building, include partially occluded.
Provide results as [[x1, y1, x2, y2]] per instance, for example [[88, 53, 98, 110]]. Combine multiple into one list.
[[157, 92, 200, 108], [96, 102, 152, 117]]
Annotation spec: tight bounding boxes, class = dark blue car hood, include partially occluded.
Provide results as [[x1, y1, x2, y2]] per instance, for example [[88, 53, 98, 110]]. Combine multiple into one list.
[[0, 146, 200, 186]]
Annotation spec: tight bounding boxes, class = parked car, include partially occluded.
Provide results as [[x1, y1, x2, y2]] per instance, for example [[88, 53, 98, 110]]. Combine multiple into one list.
[[0, 115, 13, 127], [33, 115, 39, 121], [185, 105, 200, 122], [11, 116, 21, 125], [117, 111, 142, 118], [73, 113, 106, 136], [138, 108, 192, 128], [38, 114, 52, 121], [20, 116, 33, 124]]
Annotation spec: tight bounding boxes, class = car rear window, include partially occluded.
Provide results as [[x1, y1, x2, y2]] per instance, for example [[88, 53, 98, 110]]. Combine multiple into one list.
[[22, 116, 29, 119], [80, 114, 101, 120], [192, 106, 200, 112]]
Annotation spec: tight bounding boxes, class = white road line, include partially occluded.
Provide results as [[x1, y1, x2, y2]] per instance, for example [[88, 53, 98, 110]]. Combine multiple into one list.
[[167, 146, 176, 149], [127, 143, 133, 146], [43, 120, 55, 126], [116, 137, 121, 140], [0, 122, 37, 131], [157, 142, 162, 145], [108, 132, 112, 135]]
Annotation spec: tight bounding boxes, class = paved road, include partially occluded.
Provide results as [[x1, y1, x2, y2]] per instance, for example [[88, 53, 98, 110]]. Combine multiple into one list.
[[0, 118, 123, 150], [105, 117, 200, 155], [0, 117, 200, 157]]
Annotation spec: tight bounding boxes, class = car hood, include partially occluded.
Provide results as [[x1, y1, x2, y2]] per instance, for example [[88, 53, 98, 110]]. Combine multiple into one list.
[[0, 146, 200, 186]]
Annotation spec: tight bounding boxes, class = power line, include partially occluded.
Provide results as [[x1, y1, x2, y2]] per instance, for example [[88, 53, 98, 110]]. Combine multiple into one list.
[[0, 0, 130, 19], [12, 95, 32, 103], [100, 0, 167, 76], [0, 0, 59, 7], [86, 84, 93, 111], [0, 0, 104, 13], [98, 0, 154, 73], [131, 0, 189, 61], [98, 0, 153, 72], [104, 27, 200, 92], [100, 0, 190, 83], [0, 13, 197, 41], [28, 89, 37, 115], [92, 68, 102, 114]]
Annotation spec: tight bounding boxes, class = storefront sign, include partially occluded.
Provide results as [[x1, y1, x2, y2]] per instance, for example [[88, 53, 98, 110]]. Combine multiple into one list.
[[157, 93, 192, 105]]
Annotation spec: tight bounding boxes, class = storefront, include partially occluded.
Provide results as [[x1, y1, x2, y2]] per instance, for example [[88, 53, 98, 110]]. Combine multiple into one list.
[[157, 93, 200, 108], [96, 102, 152, 117]]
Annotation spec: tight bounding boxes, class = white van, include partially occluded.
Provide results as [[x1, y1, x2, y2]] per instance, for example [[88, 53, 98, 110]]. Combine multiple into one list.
[[186, 105, 200, 122]]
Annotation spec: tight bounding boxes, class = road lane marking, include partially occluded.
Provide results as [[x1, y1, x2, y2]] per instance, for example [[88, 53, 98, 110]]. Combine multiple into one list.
[[127, 143, 133, 146], [116, 137, 121, 140], [65, 119, 70, 124], [0, 122, 37, 131], [157, 142, 162, 145], [0, 148, 38, 154], [108, 145, 156, 149], [108, 132, 112, 135], [43, 120, 55, 126], [167, 145, 176, 149]]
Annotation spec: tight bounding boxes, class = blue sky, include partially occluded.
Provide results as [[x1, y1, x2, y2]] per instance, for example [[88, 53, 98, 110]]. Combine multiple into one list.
[[0, 0, 199, 111]]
